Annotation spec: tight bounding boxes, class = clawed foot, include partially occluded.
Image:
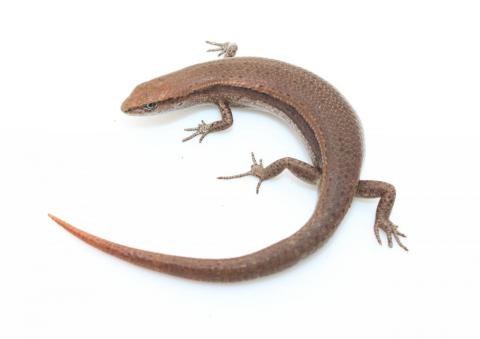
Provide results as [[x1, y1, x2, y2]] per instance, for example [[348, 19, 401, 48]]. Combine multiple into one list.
[[206, 41, 238, 58], [218, 152, 267, 194], [374, 219, 408, 251], [183, 120, 214, 143]]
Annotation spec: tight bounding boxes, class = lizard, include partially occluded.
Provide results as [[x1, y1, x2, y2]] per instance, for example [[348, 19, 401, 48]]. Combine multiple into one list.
[[48, 41, 407, 282]]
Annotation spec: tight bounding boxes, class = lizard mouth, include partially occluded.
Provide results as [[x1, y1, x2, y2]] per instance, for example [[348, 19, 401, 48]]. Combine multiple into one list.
[[122, 108, 142, 115], [124, 107, 163, 116], [121, 103, 152, 115]]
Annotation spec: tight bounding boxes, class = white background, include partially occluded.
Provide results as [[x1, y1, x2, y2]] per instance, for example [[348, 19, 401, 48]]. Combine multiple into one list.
[[1, 1, 479, 338]]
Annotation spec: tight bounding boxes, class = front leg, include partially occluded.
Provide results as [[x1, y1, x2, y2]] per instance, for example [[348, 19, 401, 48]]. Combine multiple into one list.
[[182, 101, 233, 143], [356, 180, 408, 251]]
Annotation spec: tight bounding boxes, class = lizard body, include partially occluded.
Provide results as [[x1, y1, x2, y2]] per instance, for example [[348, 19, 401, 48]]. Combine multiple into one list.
[[49, 42, 406, 282]]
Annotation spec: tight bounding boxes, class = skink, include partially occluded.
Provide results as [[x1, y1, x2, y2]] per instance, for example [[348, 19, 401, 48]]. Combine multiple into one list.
[[49, 41, 406, 282]]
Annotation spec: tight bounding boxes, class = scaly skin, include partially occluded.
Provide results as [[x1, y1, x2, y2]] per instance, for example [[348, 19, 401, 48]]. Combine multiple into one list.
[[49, 43, 406, 282]]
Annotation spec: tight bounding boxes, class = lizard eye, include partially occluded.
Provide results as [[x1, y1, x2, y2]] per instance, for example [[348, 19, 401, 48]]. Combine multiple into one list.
[[143, 102, 157, 111]]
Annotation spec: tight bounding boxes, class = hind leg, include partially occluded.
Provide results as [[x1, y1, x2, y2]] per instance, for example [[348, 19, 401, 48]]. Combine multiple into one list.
[[218, 152, 321, 194], [356, 180, 407, 251]]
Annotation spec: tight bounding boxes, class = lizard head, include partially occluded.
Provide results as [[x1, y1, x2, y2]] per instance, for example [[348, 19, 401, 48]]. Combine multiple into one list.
[[121, 72, 191, 115]]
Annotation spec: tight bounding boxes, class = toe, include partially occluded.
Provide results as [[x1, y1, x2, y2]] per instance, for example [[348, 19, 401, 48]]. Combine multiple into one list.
[[374, 225, 382, 245]]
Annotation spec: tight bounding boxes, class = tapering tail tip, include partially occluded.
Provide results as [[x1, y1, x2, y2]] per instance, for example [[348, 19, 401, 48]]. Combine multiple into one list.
[[48, 213, 104, 248], [48, 213, 78, 235], [48, 213, 64, 226]]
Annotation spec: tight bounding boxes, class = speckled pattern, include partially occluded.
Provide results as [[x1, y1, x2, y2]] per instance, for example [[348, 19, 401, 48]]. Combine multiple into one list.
[[49, 56, 406, 282]]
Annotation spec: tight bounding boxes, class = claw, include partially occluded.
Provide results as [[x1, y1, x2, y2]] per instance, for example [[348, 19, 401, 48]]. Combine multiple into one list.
[[251, 152, 257, 164], [386, 230, 393, 248], [256, 180, 263, 194], [199, 131, 210, 143], [182, 120, 213, 143], [206, 41, 238, 58], [218, 152, 267, 194], [393, 232, 408, 251], [217, 171, 252, 180], [205, 40, 224, 47], [374, 226, 382, 245], [374, 219, 408, 251]]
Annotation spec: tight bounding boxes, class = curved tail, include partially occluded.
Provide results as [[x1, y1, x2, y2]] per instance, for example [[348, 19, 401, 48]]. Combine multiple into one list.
[[48, 179, 343, 282], [48, 160, 356, 282]]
